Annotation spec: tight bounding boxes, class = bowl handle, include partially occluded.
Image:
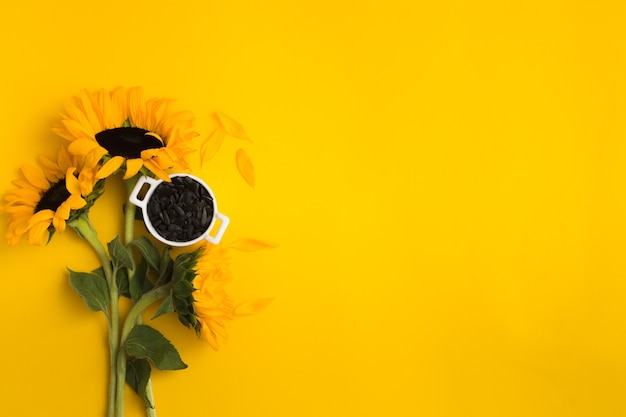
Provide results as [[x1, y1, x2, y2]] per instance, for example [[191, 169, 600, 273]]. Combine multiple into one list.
[[128, 176, 160, 209], [204, 212, 230, 244]]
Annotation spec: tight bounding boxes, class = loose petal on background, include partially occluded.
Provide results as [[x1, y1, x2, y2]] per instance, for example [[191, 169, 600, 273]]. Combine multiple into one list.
[[228, 238, 279, 252], [235, 148, 255, 188], [215, 112, 252, 141], [200, 126, 226, 165], [234, 298, 274, 316]]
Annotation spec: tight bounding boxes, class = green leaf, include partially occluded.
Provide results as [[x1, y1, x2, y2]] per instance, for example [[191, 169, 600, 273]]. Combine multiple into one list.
[[130, 236, 160, 271], [126, 359, 153, 408], [68, 269, 110, 314], [116, 266, 130, 298], [130, 259, 152, 302], [108, 236, 135, 270], [152, 295, 174, 320], [124, 325, 187, 371]]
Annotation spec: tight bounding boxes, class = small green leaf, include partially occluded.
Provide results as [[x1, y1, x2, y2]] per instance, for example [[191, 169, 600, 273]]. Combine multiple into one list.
[[130, 259, 152, 302], [116, 266, 130, 298], [126, 359, 153, 408], [152, 295, 174, 320], [108, 236, 135, 270], [68, 269, 110, 314], [124, 325, 187, 370], [130, 236, 160, 271]]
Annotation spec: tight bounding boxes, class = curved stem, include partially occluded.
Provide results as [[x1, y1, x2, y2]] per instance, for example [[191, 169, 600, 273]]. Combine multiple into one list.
[[69, 215, 119, 417], [120, 285, 171, 344], [115, 284, 170, 417], [123, 174, 158, 417]]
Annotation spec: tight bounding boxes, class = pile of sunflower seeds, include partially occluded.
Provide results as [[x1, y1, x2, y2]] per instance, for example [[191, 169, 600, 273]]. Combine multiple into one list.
[[146, 176, 215, 242]]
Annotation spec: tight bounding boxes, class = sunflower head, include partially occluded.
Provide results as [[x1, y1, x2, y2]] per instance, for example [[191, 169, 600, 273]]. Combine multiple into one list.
[[52, 87, 199, 182], [153, 243, 237, 350], [3, 146, 102, 245]]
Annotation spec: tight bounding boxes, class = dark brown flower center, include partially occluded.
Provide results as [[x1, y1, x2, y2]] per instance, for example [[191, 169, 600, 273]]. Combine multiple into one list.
[[35, 179, 70, 213], [95, 127, 163, 159]]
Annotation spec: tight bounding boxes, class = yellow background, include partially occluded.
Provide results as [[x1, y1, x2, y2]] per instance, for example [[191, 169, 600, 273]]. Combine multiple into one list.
[[1, 1, 626, 416]]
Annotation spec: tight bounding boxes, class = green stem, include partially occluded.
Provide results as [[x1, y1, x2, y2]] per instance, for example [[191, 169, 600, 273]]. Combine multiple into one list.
[[123, 174, 158, 417], [70, 215, 119, 417], [124, 176, 139, 247], [115, 285, 170, 417], [120, 285, 171, 344]]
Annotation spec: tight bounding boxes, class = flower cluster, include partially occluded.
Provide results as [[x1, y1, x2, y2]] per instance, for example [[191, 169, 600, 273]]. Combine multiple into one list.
[[2, 87, 273, 417]]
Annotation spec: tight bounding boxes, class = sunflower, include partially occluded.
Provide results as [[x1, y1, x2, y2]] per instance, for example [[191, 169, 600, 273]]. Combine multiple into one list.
[[3, 146, 99, 245], [190, 243, 237, 350], [52, 87, 198, 182]]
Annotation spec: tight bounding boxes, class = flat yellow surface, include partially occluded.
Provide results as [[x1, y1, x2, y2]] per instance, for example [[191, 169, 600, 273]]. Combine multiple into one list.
[[2, 1, 626, 416]]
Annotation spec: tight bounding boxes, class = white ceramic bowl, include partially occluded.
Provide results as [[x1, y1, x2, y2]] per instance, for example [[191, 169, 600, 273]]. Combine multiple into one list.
[[129, 173, 229, 246]]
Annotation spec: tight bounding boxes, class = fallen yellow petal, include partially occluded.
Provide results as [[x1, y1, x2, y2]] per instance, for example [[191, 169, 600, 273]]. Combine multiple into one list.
[[235, 148, 255, 188], [200, 126, 226, 166], [234, 298, 274, 316], [215, 112, 252, 141], [228, 238, 279, 252]]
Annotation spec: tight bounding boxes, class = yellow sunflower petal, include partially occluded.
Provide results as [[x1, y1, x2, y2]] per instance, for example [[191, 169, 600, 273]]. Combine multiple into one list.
[[14, 213, 33, 235], [109, 87, 127, 127], [79, 89, 104, 133], [96, 156, 125, 179], [10, 178, 39, 192], [200, 126, 226, 166], [124, 158, 144, 179], [28, 209, 54, 227], [55, 202, 71, 220], [128, 87, 146, 126], [38, 155, 64, 181], [215, 112, 252, 141], [65, 194, 87, 209], [5, 187, 42, 204], [86, 147, 108, 168], [154, 148, 174, 168], [62, 118, 95, 140], [4, 205, 34, 214], [140, 148, 160, 159], [228, 238, 279, 252], [28, 220, 51, 246], [234, 298, 274, 316], [143, 159, 171, 182], [64, 168, 81, 195], [69, 138, 100, 156], [21, 164, 49, 190], [52, 209, 68, 233], [235, 148, 256, 188]]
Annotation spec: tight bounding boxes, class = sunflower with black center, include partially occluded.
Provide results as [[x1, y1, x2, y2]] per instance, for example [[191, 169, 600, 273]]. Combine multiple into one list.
[[3, 146, 100, 245], [52, 87, 198, 182]]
